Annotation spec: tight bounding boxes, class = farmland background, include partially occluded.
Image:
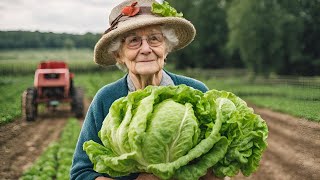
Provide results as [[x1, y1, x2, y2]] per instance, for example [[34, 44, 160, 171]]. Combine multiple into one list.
[[1, 49, 319, 124], [1, 49, 319, 180], [1, 0, 320, 179]]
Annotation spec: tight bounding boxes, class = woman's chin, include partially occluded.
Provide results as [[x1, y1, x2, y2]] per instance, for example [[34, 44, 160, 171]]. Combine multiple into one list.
[[135, 69, 161, 76], [134, 64, 162, 76]]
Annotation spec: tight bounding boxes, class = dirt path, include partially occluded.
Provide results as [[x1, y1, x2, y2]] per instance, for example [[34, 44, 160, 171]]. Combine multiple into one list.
[[0, 110, 68, 179], [0, 100, 89, 180], [232, 105, 320, 180], [0, 102, 319, 180]]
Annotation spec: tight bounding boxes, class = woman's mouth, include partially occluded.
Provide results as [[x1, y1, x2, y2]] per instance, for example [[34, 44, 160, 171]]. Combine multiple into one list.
[[138, 60, 155, 63]]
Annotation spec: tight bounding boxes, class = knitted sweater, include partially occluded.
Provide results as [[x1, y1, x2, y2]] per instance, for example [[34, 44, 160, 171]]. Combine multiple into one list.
[[70, 71, 208, 180]]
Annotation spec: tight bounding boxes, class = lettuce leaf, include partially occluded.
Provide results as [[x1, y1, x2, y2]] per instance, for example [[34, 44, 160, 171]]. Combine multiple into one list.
[[151, 1, 183, 17]]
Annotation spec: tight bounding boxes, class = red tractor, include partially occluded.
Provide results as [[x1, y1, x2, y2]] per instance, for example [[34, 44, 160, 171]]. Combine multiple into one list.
[[22, 61, 84, 121]]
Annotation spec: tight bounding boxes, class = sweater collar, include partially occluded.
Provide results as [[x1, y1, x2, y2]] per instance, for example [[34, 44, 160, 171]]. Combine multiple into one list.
[[126, 70, 174, 92]]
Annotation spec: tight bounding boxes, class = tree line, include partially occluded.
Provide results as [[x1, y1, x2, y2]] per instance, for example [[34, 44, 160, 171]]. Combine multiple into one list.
[[0, 31, 100, 49], [168, 0, 320, 76], [1, 0, 319, 76]]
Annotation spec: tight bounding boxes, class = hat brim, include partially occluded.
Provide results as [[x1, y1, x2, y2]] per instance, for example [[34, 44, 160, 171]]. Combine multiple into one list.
[[94, 15, 196, 66]]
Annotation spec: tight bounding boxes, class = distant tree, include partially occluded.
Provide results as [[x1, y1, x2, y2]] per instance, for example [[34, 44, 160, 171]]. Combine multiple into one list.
[[64, 38, 75, 49], [274, 0, 304, 75], [167, 0, 233, 69], [0, 31, 100, 49], [227, 0, 285, 78], [166, 0, 197, 69], [297, 0, 320, 75], [227, 0, 320, 76], [194, 0, 230, 69]]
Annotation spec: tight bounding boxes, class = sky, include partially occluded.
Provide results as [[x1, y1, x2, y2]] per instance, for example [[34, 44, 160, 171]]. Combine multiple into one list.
[[0, 0, 163, 34]]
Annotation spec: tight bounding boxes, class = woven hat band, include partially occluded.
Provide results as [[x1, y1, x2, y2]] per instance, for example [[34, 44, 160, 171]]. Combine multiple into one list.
[[104, 6, 155, 34]]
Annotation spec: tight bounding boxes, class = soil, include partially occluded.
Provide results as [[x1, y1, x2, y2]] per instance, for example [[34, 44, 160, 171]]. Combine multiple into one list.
[[231, 104, 320, 180], [0, 100, 89, 180], [0, 101, 319, 180]]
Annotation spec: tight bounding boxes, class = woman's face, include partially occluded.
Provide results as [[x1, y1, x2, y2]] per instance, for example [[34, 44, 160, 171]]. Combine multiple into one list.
[[116, 26, 168, 76]]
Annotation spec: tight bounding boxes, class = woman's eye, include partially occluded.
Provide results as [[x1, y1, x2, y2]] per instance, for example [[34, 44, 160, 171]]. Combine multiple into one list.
[[130, 37, 139, 43], [149, 35, 158, 41]]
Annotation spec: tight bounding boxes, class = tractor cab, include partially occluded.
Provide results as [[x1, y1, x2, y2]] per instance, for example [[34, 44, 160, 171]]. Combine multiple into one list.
[[22, 61, 84, 121], [34, 61, 72, 100]]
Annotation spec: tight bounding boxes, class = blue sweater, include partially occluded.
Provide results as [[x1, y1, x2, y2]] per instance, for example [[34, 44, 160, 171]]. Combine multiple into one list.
[[70, 71, 208, 180]]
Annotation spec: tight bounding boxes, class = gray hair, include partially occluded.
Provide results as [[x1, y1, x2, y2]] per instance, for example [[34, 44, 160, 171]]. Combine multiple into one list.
[[108, 25, 179, 72]]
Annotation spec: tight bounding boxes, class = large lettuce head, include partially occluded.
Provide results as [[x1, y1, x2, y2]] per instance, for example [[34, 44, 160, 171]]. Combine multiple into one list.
[[83, 85, 268, 179]]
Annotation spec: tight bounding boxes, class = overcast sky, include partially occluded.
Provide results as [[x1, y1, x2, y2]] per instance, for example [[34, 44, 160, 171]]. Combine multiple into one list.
[[0, 0, 163, 34]]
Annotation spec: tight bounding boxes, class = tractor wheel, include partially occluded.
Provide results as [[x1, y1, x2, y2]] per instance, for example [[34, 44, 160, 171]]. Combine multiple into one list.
[[21, 90, 27, 120], [24, 87, 38, 121], [71, 87, 84, 118]]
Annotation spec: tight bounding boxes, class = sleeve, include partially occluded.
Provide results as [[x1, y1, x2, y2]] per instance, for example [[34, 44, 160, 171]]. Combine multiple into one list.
[[70, 86, 139, 180], [70, 95, 112, 180]]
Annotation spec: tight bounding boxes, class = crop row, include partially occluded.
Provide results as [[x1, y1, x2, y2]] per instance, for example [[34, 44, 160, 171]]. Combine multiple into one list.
[[0, 75, 33, 124], [0, 59, 105, 75], [0, 48, 108, 75], [20, 118, 81, 180]]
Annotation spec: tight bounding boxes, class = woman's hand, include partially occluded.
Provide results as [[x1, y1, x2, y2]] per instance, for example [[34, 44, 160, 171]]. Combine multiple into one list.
[[135, 173, 160, 180]]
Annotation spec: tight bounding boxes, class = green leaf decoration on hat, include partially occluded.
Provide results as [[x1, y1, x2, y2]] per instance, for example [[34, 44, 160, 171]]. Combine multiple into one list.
[[151, 1, 183, 17]]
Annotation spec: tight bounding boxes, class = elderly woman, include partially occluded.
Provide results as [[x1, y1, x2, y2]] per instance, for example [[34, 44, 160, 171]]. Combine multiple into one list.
[[71, 0, 212, 179]]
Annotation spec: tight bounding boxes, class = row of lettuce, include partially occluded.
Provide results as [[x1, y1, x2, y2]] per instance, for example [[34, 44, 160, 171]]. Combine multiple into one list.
[[20, 118, 81, 180]]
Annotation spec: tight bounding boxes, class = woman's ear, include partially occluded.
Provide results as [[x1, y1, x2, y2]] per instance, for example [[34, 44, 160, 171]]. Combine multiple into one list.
[[164, 51, 168, 60], [113, 51, 123, 63]]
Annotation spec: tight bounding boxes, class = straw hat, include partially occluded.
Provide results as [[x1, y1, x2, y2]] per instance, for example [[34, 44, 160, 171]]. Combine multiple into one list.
[[94, 0, 196, 66]]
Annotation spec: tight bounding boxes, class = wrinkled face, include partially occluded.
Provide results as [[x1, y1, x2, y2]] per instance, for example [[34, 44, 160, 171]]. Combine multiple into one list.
[[116, 25, 168, 76]]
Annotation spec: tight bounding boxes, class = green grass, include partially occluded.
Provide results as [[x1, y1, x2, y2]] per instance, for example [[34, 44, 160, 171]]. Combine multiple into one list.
[[0, 75, 33, 124], [76, 71, 125, 98], [201, 77, 320, 121], [203, 77, 320, 101], [246, 96, 320, 121]]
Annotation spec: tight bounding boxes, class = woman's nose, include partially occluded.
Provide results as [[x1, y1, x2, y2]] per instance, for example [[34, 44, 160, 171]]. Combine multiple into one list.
[[140, 39, 152, 54]]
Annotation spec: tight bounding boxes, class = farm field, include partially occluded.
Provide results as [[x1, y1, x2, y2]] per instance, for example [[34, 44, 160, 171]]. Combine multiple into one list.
[[1, 49, 319, 124], [1, 69, 319, 125], [0, 48, 105, 75], [0, 49, 319, 179], [1, 93, 319, 180]]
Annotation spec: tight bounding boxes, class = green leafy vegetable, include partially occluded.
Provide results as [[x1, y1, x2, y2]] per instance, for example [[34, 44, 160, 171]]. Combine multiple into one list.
[[83, 85, 268, 179], [151, 1, 183, 17]]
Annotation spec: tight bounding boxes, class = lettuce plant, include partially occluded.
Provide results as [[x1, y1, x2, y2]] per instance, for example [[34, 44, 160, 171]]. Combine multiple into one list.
[[84, 85, 268, 179]]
